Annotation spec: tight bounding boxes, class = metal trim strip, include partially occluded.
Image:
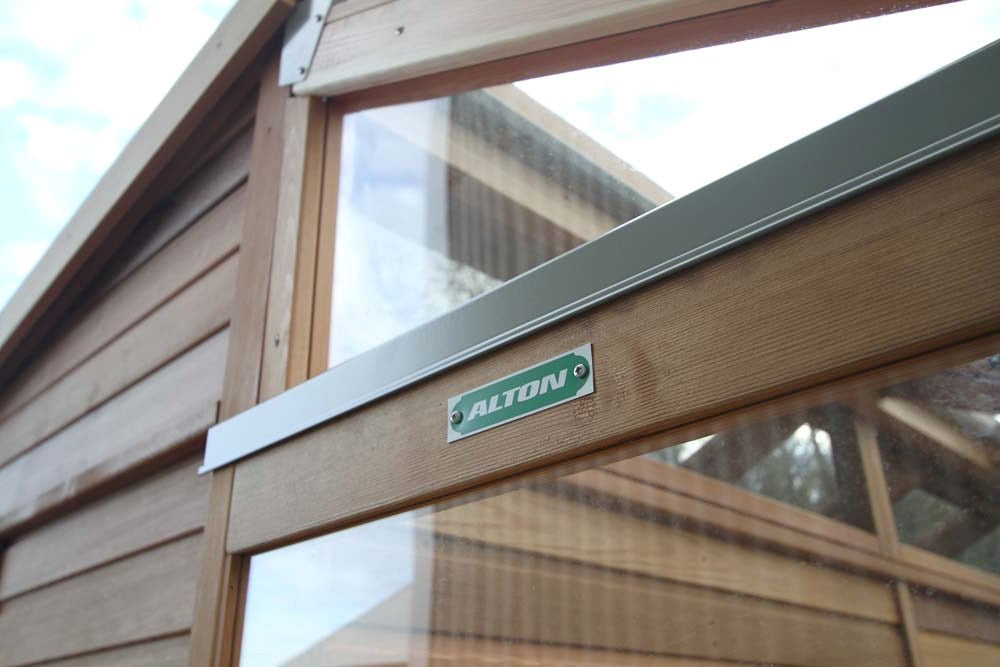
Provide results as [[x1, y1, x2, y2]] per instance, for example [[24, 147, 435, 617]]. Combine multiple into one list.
[[202, 38, 1000, 473]]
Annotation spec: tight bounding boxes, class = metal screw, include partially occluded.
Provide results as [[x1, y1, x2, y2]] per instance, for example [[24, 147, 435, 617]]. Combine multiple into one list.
[[315, 13, 323, 22], [298, 65, 306, 75], [449, 410, 463, 425], [273, 335, 280, 347], [395, 25, 405, 35], [573, 363, 588, 379]]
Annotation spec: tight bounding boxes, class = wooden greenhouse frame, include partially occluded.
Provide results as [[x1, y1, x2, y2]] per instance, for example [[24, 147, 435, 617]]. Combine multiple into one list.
[[0, 1, 997, 665]]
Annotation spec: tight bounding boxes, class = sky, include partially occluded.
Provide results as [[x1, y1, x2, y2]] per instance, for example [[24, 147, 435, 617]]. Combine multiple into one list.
[[0, 0, 236, 311]]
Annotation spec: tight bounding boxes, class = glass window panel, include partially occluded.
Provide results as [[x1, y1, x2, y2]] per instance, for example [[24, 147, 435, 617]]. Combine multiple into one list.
[[876, 354, 1000, 575], [328, 1, 1000, 368], [646, 404, 873, 530], [240, 355, 1000, 666]]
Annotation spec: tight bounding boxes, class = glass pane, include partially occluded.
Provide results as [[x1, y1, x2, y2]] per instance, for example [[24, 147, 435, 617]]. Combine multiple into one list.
[[328, 1, 1000, 368], [875, 354, 1000, 574], [238, 353, 1000, 666], [647, 404, 873, 530]]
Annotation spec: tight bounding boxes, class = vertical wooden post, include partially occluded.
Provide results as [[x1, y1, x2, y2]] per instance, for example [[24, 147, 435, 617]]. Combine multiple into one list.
[[190, 48, 332, 663], [190, 48, 288, 667], [308, 106, 344, 378], [855, 409, 926, 667], [283, 98, 330, 389], [856, 416, 901, 558]]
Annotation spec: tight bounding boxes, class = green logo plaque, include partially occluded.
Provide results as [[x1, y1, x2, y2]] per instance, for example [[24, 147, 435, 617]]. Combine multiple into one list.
[[447, 344, 594, 443]]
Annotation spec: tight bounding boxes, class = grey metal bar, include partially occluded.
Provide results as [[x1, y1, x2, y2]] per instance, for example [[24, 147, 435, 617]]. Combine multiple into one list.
[[202, 38, 1000, 473]]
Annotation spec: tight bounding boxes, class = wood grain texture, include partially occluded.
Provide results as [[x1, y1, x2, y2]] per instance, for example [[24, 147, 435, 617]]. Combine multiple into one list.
[[95, 128, 252, 294], [191, 48, 288, 667], [896, 582, 928, 667], [856, 415, 902, 557], [307, 107, 342, 377], [303, 0, 760, 95], [425, 484, 898, 622], [289, 630, 761, 666], [0, 534, 202, 666], [0, 0, 293, 376], [229, 134, 1000, 554], [422, 539, 907, 666], [0, 185, 245, 424], [27, 635, 189, 667], [260, 96, 327, 400], [919, 631, 1000, 667], [311, 0, 951, 103], [1, 456, 208, 600], [218, 48, 286, 421], [0, 330, 227, 535], [286, 99, 328, 387], [0, 255, 236, 468], [912, 590, 1000, 644], [899, 544, 1000, 604]]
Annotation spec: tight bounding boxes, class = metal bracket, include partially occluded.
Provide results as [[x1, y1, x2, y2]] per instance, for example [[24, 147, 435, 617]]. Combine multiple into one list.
[[279, 0, 336, 87]]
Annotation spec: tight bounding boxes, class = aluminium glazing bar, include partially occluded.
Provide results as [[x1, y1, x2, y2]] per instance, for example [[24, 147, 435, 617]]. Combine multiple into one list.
[[202, 39, 1000, 473]]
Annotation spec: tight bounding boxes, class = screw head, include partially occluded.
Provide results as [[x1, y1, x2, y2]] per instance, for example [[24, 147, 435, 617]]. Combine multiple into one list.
[[315, 13, 323, 22], [573, 363, 588, 379], [297, 65, 306, 75], [395, 25, 405, 35], [449, 410, 463, 425]]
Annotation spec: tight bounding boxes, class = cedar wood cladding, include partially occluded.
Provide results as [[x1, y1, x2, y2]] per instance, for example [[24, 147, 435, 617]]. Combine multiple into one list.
[[0, 80, 253, 667]]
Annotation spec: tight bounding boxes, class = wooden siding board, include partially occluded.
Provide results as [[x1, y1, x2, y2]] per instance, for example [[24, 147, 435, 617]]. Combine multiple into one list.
[[0, 456, 209, 601], [0, 255, 237, 468], [426, 484, 899, 622], [0, 534, 202, 667], [421, 539, 907, 666], [191, 48, 288, 667], [99, 128, 252, 294], [0, 330, 228, 536], [27, 636, 189, 667], [0, 185, 246, 423], [912, 590, 1000, 645], [919, 631, 1000, 667]]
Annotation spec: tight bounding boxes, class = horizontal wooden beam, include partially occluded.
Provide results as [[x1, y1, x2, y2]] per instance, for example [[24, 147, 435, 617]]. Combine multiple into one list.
[[301, 0, 955, 98], [301, 0, 763, 95], [229, 134, 1000, 557]]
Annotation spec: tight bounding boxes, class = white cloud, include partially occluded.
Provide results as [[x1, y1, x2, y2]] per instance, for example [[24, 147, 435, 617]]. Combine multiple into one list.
[[5, 0, 230, 135], [0, 60, 37, 108]]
